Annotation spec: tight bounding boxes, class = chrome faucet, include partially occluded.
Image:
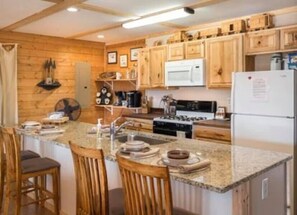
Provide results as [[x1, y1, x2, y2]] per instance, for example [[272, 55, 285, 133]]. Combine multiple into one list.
[[110, 117, 133, 143]]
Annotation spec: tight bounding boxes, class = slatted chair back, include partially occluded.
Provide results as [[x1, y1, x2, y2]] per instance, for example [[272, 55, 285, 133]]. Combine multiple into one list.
[[0, 127, 21, 183], [116, 154, 173, 215], [69, 142, 109, 215]]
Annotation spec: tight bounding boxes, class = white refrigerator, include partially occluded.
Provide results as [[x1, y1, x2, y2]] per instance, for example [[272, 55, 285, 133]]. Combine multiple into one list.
[[231, 70, 296, 215]]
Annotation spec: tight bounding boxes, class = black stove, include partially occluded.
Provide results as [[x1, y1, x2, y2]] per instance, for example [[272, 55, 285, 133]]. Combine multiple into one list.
[[153, 100, 217, 139]]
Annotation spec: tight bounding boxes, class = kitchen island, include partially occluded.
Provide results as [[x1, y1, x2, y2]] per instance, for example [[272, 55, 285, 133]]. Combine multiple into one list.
[[22, 121, 292, 215]]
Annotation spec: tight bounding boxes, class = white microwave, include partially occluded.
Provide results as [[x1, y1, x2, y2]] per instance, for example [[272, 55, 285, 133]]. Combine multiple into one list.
[[165, 59, 205, 87]]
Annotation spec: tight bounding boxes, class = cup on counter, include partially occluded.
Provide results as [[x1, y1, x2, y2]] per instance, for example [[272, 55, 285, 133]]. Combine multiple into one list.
[[122, 100, 128, 107], [116, 72, 122, 80], [128, 133, 136, 142], [176, 131, 186, 139]]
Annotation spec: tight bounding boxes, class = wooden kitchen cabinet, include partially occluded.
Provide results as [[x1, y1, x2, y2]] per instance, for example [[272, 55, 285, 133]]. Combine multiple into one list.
[[206, 34, 243, 88], [185, 40, 205, 59], [245, 29, 280, 54], [168, 43, 184, 61], [280, 26, 297, 50], [137, 48, 150, 89], [150, 46, 167, 87], [125, 117, 153, 132], [194, 125, 231, 144]]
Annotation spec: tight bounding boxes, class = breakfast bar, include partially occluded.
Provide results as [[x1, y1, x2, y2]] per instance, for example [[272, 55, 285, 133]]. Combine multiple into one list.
[[22, 122, 292, 215]]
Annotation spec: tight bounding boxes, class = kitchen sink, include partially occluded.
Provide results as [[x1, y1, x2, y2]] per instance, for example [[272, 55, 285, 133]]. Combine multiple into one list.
[[115, 134, 172, 145]]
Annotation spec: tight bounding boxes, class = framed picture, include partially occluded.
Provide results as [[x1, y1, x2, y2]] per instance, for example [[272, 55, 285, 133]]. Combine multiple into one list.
[[120, 54, 128, 68], [130, 47, 141, 61], [107, 51, 117, 64]]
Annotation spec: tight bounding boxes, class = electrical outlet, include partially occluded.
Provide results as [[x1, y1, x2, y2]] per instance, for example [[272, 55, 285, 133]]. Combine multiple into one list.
[[262, 178, 269, 200]]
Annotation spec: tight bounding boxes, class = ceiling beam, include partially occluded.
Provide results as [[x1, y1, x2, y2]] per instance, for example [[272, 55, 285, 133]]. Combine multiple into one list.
[[67, 23, 122, 39], [1, 0, 87, 31], [159, 22, 187, 29], [77, 3, 136, 18]]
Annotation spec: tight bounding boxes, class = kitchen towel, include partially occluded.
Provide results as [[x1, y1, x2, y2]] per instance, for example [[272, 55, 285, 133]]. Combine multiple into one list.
[[130, 147, 160, 159], [178, 159, 211, 173]]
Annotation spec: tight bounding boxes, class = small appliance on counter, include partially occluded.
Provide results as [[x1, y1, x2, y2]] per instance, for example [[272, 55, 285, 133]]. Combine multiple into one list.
[[270, 53, 282, 70], [126, 91, 142, 107]]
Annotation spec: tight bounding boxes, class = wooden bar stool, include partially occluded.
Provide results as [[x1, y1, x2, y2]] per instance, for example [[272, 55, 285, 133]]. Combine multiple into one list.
[[0, 129, 40, 210], [69, 142, 124, 215], [1, 127, 60, 215], [116, 154, 197, 215]]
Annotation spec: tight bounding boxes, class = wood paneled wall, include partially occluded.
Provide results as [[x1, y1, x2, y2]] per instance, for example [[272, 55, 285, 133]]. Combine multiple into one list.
[[0, 31, 105, 124], [102, 39, 146, 124]]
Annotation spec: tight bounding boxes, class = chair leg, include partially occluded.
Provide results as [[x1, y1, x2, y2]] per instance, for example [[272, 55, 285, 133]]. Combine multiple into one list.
[[34, 176, 39, 202], [40, 175, 46, 206], [15, 180, 22, 215], [53, 168, 60, 215], [3, 180, 11, 215], [0, 165, 4, 210]]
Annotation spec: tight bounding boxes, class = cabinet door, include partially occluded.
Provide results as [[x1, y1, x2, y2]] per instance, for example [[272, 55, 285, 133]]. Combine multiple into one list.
[[137, 48, 150, 89], [185, 40, 205, 59], [280, 27, 297, 50], [150, 46, 167, 87], [245, 29, 279, 53], [168, 43, 184, 61], [206, 35, 243, 88]]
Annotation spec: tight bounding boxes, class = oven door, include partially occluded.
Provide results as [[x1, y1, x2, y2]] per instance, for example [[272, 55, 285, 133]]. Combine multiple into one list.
[[153, 121, 192, 139]]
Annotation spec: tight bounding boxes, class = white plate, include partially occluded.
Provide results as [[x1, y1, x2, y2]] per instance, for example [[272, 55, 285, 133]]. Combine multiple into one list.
[[125, 140, 145, 146], [120, 143, 149, 151], [161, 153, 200, 167]]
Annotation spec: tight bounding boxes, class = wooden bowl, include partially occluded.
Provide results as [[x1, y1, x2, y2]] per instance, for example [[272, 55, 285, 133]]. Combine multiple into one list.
[[167, 150, 190, 160]]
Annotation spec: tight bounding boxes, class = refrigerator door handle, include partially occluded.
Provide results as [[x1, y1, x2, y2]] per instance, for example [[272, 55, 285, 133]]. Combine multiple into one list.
[[231, 72, 236, 113], [231, 113, 234, 144]]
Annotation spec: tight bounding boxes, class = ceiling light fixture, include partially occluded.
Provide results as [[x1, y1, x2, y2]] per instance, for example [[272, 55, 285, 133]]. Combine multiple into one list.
[[67, 7, 79, 12], [97, 35, 104, 39], [122, 7, 194, 29]]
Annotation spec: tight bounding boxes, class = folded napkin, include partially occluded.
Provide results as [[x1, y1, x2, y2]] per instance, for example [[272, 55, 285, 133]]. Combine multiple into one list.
[[130, 148, 160, 159], [39, 129, 65, 135], [178, 159, 211, 173]]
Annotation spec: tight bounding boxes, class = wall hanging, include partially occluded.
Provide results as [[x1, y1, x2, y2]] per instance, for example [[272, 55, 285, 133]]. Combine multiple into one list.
[[37, 58, 61, 90]]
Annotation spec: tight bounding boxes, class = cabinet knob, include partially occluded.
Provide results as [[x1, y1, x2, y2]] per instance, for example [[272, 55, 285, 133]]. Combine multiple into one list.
[[257, 40, 261, 45], [217, 68, 223, 75]]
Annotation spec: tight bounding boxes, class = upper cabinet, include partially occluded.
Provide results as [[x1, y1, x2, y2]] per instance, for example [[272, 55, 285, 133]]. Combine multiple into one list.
[[137, 48, 150, 89], [206, 34, 243, 88], [137, 45, 167, 89], [150, 46, 167, 87], [167, 43, 184, 61], [280, 26, 297, 50], [167, 40, 205, 61], [185, 40, 205, 59], [245, 29, 279, 54]]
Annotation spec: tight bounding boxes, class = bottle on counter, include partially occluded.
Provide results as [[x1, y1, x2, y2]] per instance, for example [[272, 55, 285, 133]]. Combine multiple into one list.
[[97, 118, 103, 139]]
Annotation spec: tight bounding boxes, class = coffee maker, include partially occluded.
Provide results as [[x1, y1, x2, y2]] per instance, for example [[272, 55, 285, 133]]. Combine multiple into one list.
[[114, 91, 126, 106], [126, 91, 142, 107]]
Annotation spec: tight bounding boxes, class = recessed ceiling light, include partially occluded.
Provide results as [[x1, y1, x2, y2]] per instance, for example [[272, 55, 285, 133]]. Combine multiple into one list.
[[97, 35, 104, 39], [67, 7, 79, 12]]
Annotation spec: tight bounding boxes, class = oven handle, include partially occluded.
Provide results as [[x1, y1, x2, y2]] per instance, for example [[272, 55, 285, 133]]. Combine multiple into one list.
[[153, 127, 192, 135]]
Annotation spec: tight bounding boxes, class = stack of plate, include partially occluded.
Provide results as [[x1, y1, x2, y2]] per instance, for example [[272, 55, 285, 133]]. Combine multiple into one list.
[[161, 150, 200, 167], [120, 141, 150, 154]]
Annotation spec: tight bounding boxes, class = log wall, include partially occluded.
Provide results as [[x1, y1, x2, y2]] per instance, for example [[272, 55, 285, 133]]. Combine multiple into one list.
[[0, 31, 105, 124]]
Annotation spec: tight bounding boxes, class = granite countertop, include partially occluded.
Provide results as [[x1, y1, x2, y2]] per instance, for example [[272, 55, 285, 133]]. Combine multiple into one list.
[[22, 121, 292, 193], [195, 119, 231, 129]]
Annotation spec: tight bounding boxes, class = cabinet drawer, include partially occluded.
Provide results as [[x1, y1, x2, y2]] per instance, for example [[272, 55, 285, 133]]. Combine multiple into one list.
[[245, 29, 279, 54], [194, 125, 231, 143], [125, 117, 153, 132]]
